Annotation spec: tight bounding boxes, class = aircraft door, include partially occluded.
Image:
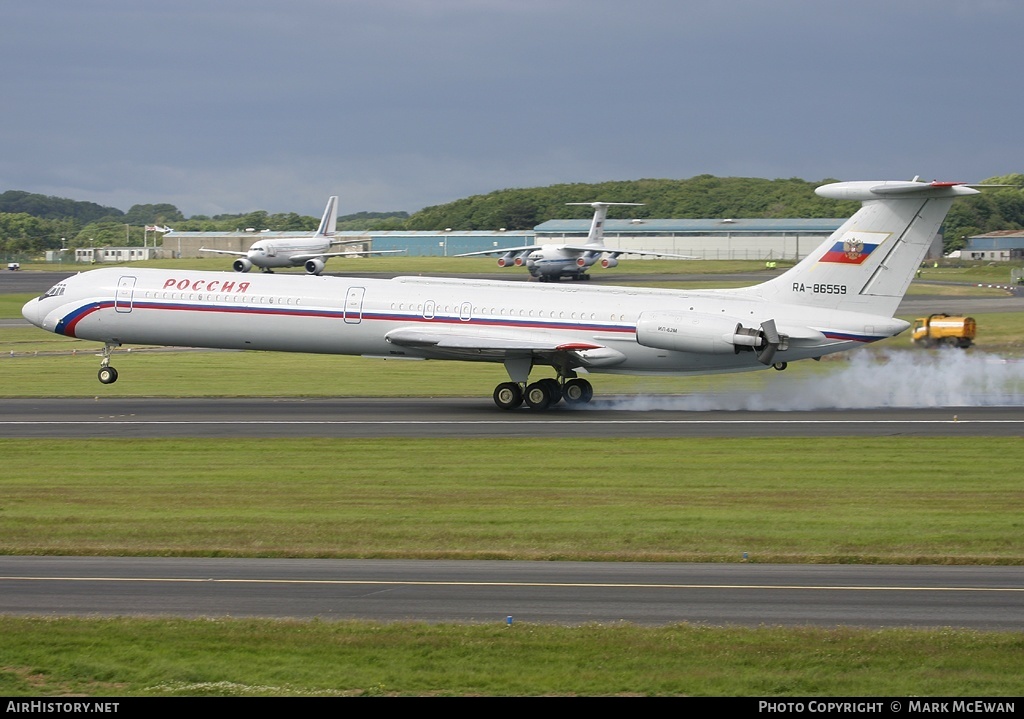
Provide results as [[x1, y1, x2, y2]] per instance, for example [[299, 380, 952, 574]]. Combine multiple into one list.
[[344, 286, 365, 324], [115, 276, 137, 313]]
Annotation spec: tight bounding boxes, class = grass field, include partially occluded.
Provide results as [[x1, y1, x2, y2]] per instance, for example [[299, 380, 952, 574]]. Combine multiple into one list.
[[2, 437, 1023, 562], [2, 617, 1021, 697]]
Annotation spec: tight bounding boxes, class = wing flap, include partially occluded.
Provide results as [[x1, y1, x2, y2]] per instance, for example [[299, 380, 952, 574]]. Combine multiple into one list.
[[385, 326, 626, 367], [386, 326, 562, 351], [454, 245, 541, 257], [556, 245, 694, 259]]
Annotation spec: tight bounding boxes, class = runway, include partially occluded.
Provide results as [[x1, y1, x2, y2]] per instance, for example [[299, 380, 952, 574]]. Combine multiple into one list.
[[1, 397, 1022, 437], [1, 557, 1021, 629]]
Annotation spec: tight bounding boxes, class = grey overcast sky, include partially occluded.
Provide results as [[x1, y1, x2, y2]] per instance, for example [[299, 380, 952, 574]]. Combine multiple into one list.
[[1, 0, 1021, 218]]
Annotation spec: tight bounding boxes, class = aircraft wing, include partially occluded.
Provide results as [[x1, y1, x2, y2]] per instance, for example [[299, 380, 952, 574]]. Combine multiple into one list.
[[560, 245, 696, 259], [454, 245, 541, 257], [199, 248, 247, 257], [328, 238, 391, 247], [384, 326, 627, 368], [290, 250, 406, 261]]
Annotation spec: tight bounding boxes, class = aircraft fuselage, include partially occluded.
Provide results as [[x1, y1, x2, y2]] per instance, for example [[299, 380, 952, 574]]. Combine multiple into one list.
[[24, 267, 897, 376], [247, 239, 332, 269], [526, 245, 600, 281]]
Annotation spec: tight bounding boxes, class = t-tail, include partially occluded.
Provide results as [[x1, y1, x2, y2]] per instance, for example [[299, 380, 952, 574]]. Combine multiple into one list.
[[750, 180, 980, 317], [314, 195, 338, 237], [565, 201, 643, 247]]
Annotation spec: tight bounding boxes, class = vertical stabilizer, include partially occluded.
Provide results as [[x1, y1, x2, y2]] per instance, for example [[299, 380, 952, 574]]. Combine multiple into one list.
[[315, 195, 338, 237], [751, 180, 978, 317], [566, 202, 643, 246]]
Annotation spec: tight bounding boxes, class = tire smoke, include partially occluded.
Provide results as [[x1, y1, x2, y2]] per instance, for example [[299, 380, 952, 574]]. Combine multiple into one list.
[[598, 349, 1024, 411]]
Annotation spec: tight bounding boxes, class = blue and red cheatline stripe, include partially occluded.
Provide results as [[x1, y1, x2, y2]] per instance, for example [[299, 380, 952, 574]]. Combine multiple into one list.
[[822, 330, 882, 343], [55, 301, 638, 338], [55, 301, 110, 337]]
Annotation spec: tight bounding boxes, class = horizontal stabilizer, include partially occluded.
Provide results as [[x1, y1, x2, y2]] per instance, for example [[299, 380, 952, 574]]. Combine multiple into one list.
[[816, 180, 980, 201], [565, 202, 644, 209]]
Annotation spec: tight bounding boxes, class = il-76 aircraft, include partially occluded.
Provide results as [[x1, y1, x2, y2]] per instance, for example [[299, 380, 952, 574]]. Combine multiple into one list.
[[23, 179, 978, 410], [456, 201, 692, 281], [200, 195, 399, 275]]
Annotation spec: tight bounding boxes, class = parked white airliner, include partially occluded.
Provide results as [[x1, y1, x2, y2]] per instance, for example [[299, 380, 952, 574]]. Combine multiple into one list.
[[456, 202, 692, 281], [23, 179, 978, 410], [200, 195, 399, 275]]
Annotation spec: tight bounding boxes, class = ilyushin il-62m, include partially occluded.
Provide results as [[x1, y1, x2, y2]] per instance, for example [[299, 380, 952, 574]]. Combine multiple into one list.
[[23, 179, 980, 410]]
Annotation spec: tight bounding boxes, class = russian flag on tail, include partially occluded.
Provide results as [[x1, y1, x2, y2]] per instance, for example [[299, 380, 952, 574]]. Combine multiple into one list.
[[819, 231, 888, 264]]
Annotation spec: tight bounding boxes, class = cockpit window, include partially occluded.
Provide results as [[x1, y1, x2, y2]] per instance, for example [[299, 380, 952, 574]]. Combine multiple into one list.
[[41, 283, 66, 299]]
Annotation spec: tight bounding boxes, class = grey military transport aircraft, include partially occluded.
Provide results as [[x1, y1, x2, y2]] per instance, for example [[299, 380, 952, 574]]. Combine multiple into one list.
[[23, 179, 980, 410], [456, 201, 693, 281]]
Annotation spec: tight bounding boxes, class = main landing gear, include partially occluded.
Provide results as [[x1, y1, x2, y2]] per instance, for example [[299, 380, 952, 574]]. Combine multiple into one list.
[[492, 377, 593, 411], [97, 342, 120, 384]]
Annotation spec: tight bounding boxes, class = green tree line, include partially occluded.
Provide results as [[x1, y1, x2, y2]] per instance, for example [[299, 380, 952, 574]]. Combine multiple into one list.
[[3, 176, 1022, 255]]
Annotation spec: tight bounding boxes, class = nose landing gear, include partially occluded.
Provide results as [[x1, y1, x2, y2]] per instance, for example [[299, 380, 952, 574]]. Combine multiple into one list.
[[97, 342, 121, 384]]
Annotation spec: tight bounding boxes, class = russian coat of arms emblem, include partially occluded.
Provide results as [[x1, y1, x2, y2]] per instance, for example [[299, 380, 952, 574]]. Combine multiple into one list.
[[843, 239, 864, 261]]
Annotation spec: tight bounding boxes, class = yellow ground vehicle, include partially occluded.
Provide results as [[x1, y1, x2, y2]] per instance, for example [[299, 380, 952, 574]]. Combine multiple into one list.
[[910, 313, 976, 348]]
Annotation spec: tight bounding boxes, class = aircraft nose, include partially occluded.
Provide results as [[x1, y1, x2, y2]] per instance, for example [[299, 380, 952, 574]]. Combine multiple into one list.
[[22, 296, 43, 327]]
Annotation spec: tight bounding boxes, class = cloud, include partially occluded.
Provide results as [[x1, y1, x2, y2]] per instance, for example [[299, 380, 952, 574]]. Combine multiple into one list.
[[2, 1, 1022, 216]]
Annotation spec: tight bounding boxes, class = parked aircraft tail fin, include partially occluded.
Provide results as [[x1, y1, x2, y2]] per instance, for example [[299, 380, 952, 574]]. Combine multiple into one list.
[[315, 195, 338, 237], [750, 180, 979, 317], [565, 201, 643, 247]]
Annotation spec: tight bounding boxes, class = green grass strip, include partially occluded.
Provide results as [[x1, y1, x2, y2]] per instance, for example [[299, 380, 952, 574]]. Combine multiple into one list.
[[2, 437, 1022, 563], [0, 617, 1021, 696]]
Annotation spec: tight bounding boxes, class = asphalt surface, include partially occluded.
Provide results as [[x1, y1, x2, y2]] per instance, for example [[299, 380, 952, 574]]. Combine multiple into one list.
[[1, 398, 1021, 438], [1, 557, 1021, 629]]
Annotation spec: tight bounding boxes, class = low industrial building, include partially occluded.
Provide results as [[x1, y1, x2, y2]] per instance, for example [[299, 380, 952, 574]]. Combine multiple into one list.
[[534, 217, 847, 261], [961, 230, 1024, 261], [71, 246, 159, 263], [161, 219, 853, 262], [67, 215, 958, 264], [160, 229, 536, 259]]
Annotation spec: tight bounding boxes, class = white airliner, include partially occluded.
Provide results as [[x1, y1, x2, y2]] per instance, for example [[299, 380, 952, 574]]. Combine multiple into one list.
[[23, 179, 978, 410], [200, 196, 399, 275], [456, 202, 693, 281]]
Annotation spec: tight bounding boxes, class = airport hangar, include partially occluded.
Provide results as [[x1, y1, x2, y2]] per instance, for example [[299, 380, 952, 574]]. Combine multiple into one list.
[[959, 230, 1024, 261], [160, 218, 945, 262]]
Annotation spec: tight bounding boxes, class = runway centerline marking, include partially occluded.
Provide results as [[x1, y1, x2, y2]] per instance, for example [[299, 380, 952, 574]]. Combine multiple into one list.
[[1, 576, 1020, 593], [2, 420, 1023, 426]]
